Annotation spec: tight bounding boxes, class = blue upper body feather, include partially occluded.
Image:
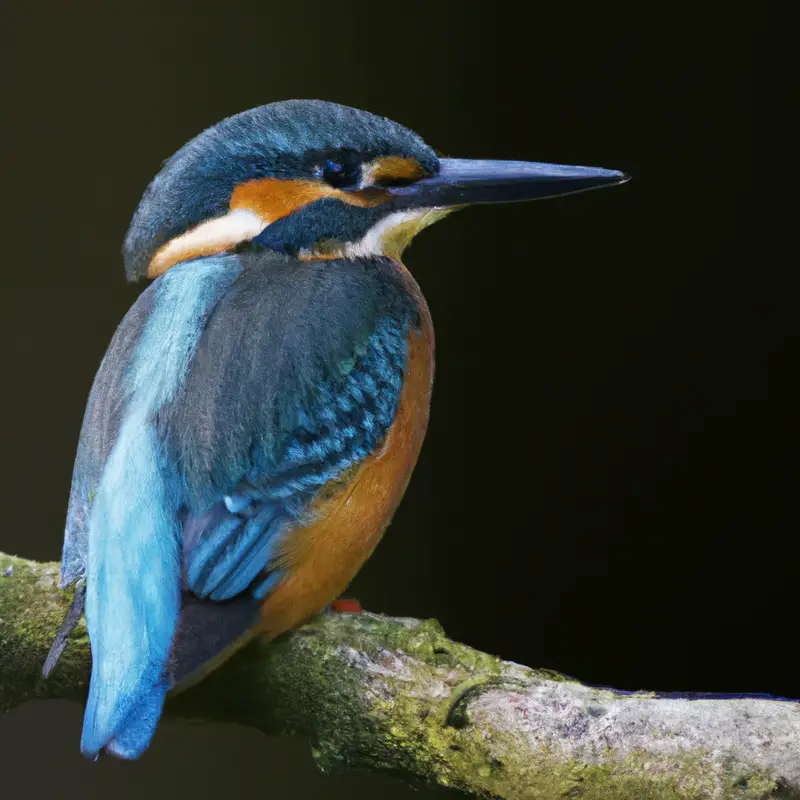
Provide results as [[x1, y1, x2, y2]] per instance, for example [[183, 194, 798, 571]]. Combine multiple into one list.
[[63, 249, 417, 757]]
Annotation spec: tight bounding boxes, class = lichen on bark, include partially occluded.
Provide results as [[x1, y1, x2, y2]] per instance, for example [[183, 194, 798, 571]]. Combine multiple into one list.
[[2, 550, 800, 799]]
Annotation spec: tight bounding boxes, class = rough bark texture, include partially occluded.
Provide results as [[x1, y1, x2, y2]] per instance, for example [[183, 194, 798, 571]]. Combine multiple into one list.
[[2, 550, 800, 799]]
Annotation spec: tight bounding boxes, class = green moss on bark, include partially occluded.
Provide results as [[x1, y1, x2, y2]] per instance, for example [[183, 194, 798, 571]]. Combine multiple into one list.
[[3, 551, 799, 799], [0, 553, 89, 711]]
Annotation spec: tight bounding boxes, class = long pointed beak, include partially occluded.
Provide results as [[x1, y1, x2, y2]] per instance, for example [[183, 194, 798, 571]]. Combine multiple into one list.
[[387, 158, 629, 207]]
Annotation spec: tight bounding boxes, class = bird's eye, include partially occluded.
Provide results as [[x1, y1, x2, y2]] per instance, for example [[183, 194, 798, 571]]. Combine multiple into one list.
[[321, 159, 361, 189]]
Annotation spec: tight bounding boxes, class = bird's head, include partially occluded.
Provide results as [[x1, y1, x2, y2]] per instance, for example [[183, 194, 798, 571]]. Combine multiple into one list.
[[124, 100, 628, 281]]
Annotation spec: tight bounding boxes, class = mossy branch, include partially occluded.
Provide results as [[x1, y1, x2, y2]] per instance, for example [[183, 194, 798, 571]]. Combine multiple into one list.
[[2, 551, 800, 799]]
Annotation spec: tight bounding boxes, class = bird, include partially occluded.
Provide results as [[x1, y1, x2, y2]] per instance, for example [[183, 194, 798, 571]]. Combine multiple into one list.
[[43, 99, 629, 759]]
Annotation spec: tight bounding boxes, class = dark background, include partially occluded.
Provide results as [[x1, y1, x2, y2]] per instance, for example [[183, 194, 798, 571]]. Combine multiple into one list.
[[0, 2, 778, 797]]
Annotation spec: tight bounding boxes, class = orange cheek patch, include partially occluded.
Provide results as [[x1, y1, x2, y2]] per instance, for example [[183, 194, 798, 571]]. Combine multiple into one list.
[[230, 177, 387, 222], [146, 178, 392, 278]]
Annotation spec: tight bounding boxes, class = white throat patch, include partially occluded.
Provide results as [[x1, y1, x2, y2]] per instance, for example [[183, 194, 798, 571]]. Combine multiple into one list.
[[345, 207, 453, 260]]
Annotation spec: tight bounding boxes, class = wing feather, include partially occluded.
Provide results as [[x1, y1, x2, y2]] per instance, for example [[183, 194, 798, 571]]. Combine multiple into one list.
[[164, 250, 418, 603]]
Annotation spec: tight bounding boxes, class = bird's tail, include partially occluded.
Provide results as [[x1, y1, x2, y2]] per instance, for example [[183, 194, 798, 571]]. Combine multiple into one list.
[[80, 425, 181, 760], [170, 593, 262, 691]]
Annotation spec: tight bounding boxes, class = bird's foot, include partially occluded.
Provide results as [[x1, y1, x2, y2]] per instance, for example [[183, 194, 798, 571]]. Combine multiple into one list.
[[330, 596, 363, 613]]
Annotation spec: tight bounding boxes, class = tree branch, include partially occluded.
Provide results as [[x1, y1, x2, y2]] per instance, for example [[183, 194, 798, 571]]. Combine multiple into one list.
[[2, 550, 799, 799]]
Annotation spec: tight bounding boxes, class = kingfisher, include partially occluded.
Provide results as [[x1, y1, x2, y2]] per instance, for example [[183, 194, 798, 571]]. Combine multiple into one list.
[[43, 100, 628, 759]]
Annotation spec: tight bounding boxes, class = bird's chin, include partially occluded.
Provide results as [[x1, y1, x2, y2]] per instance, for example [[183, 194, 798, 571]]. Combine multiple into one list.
[[345, 207, 458, 261], [292, 206, 457, 263]]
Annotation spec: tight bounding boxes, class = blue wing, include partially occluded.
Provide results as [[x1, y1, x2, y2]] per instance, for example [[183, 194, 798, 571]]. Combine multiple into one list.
[[60, 289, 154, 589], [159, 250, 417, 618]]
